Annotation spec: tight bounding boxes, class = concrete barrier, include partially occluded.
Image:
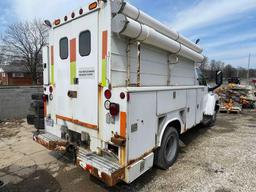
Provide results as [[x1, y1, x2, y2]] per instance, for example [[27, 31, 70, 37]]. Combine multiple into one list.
[[0, 86, 43, 120]]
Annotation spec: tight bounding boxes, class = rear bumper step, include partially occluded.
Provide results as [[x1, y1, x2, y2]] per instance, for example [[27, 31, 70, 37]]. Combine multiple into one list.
[[33, 132, 125, 186], [77, 148, 125, 186], [33, 132, 68, 151]]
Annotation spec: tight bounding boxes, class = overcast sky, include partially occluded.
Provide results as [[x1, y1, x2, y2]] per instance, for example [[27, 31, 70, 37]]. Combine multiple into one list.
[[0, 0, 256, 68]]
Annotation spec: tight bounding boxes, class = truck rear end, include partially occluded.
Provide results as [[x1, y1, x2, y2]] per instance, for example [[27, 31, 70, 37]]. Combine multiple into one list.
[[28, 1, 127, 186], [27, 0, 221, 186]]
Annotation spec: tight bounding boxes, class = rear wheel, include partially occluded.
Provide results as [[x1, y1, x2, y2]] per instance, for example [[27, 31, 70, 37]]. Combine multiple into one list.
[[154, 127, 179, 170]]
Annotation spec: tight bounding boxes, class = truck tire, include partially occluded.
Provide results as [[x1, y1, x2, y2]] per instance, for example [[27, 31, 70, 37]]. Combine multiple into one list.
[[202, 112, 217, 127], [154, 127, 179, 170], [34, 116, 45, 129], [27, 114, 35, 125]]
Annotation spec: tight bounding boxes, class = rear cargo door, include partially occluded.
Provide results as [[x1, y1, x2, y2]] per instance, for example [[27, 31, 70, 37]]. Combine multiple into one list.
[[72, 11, 99, 129], [54, 26, 73, 119]]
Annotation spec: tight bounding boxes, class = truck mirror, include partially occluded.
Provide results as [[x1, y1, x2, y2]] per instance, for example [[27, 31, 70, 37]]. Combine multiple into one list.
[[216, 71, 223, 85]]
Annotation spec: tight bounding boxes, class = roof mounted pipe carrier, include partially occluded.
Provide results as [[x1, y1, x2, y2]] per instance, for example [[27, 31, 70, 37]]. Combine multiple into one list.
[[111, 0, 203, 54], [112, 14, 204, 63]]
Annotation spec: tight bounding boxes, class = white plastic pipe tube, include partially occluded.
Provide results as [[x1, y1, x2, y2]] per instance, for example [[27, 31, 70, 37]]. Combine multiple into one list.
[[112, 0, 203, 54], [112, 14, 204, 63]]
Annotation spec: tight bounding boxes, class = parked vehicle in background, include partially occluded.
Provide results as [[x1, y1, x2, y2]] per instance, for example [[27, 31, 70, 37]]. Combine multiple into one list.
[[228, 77, 240, 84], [27, 0, 223, 186]]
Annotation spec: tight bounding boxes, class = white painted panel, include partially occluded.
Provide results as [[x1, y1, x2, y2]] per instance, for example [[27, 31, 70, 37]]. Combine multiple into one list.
[[186, 89, 197, 129], [111, 35, 196, 87], [125, 152, 154, 183], [170, 57, 196, 86], [128, 92, 157, 161], [140, 74, 168, 86], [157, 90, 187, 115]]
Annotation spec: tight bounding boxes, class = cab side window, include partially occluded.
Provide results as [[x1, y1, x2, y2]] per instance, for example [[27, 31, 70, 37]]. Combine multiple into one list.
[[196, 68, 207, 86], [79, 30, 91, 56], [59, 37, 69, 60]]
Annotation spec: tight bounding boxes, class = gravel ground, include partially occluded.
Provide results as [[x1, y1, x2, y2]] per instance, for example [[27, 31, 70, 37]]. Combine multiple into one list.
[[0, 112, 256, 192]]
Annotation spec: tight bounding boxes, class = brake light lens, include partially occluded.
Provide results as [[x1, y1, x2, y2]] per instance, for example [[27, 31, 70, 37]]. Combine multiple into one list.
[[89, 2, 97, 10], [49, 86, 53, 93], [104, 89, 112, 99], [110, 103, 120, 116]]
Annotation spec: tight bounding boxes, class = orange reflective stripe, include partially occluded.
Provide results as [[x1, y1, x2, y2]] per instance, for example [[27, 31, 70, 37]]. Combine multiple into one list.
[[56, 115, 98, 130], [70, 38, 76, 62], [102, 31, 108, 87], [44, 101, 47, 117], [120, 112, 126, 138], [102, 31, 108, 59], [70, 38, 77, 84]]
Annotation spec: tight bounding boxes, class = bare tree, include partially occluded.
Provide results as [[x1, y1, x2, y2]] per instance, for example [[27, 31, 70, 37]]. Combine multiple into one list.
[[0, 46, 4, 65], [200, 57, 208, 73], [2, 20, 47, 84]]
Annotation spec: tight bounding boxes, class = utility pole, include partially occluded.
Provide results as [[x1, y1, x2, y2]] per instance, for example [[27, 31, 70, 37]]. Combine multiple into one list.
[[247, 53, 251, 85]]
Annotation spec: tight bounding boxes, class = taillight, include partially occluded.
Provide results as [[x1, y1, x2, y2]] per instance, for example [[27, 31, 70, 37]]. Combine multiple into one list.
[[104, 89, 112, 99], [110, 103, 120, 116], [49, 86, 53, 93]]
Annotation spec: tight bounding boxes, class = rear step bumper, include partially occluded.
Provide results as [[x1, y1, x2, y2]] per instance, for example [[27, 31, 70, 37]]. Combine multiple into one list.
[[77, 148, 125, 186], [33, 132, 125, 186], [33, 132, 68, 151]]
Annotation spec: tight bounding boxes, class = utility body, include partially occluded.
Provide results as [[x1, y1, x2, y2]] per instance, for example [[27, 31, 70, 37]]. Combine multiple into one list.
[[28, 0, 222, 186]]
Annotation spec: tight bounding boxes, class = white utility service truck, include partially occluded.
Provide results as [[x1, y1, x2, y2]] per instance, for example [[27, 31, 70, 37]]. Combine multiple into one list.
[[27, 0, 223, 186]]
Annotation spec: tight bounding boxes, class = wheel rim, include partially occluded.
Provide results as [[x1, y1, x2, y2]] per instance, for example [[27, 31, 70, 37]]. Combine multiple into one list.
[[165, 134, 177, 162]]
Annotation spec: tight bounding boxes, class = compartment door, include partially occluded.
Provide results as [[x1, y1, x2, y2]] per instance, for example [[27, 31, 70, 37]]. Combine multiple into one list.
[[127, 92, 157, 161], [186, 89, 197, 129], [196, 88, 204, 124]]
